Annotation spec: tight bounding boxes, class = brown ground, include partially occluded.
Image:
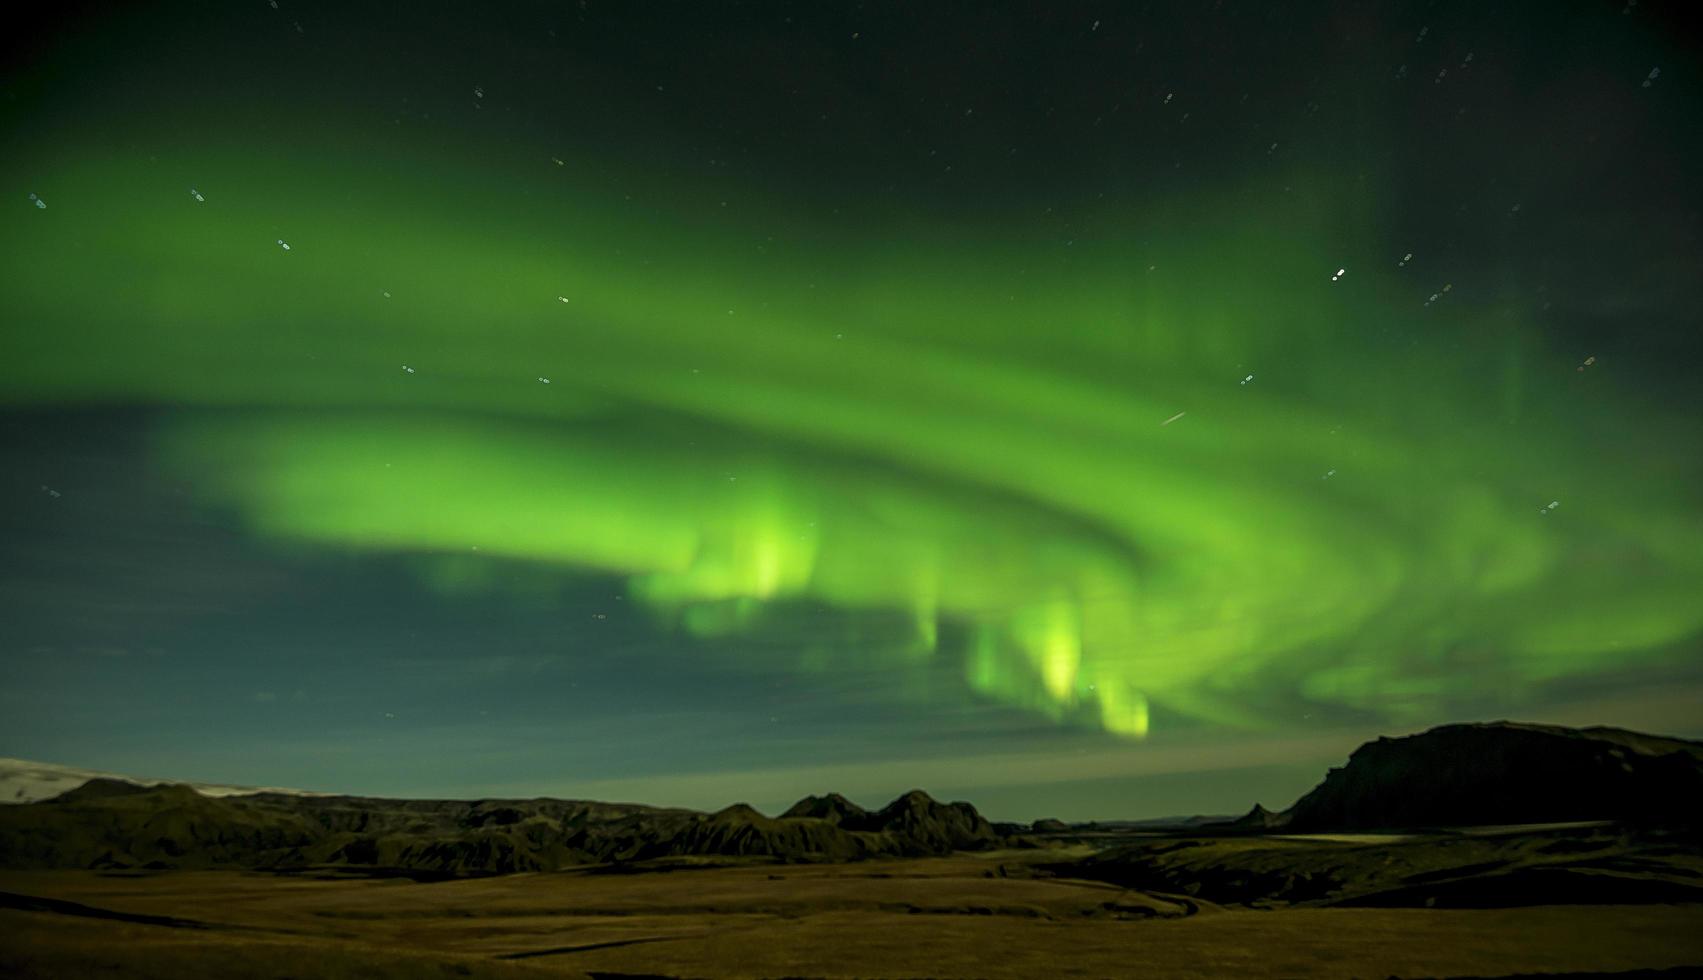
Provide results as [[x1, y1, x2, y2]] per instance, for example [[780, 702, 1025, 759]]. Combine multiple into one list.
[[3, 849, 1700, 979]]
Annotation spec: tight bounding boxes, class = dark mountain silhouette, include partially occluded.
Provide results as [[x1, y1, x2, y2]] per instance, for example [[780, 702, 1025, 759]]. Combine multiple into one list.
[[778, 790, 998, 850], [1281, 722, 1703, 831], [1228, 803, 1287, 830], [658, 803, 885, 862], [1046, 723, 1703, 909], [841, 789, 998, 851], [9, 721, 1696, 883], [0, 783, 999, 875], [780, 792, 870, 825]]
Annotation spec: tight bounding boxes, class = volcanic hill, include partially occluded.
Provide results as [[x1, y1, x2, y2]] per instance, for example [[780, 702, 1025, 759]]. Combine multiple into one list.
[[1282, 721, 1703, 831]]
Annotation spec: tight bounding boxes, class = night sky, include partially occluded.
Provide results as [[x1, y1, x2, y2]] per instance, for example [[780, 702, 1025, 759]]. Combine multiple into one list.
[[2, 2, 1700, 821]]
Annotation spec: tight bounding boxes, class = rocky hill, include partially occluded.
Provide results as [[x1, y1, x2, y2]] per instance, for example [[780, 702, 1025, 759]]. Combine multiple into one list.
[[781, 792, 870, 825], [1283, 721, 1703, 831], [1226, 803, 1287, 831], [1046, 724, 1703, 909], [0, 782, 999, 875], [848, 789, 998, 851]]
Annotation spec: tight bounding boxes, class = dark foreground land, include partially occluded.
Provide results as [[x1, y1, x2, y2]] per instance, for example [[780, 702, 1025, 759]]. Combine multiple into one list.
[[4, 830, 1702, 980], [5, 722, 1701, 977]]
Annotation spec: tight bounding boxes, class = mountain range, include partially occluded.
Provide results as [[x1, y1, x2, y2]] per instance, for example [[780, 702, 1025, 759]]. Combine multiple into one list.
[[4, 721, 1699, 877], [0, 779, 998, 874]]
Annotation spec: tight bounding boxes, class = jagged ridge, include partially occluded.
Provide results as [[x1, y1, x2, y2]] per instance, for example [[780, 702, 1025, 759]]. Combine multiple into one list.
[[0, 784, 998, 874]]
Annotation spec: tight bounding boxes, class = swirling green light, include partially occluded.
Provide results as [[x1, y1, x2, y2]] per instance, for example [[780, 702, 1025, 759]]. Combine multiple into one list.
[[4, 127, 1699, 738]]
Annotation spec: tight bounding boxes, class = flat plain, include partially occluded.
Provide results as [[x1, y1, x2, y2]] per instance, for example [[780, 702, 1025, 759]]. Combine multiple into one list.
[[4, 848, 1701, 980]]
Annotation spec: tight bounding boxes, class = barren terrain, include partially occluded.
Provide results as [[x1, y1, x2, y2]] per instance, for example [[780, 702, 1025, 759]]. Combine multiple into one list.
[[4, 848, 1701, 979]]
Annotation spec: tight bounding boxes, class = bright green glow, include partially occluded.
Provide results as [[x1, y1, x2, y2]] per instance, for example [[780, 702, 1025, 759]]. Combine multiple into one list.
[[5, 129, 1701, 737], [1097, 683, 1151, 739]]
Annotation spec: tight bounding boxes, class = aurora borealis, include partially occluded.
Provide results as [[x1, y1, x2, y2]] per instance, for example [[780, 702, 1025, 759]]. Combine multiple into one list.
[[3, 2, 1700, 819]]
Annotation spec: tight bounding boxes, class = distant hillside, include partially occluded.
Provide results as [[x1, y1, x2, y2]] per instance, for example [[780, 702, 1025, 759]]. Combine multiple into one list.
[[0, 758, 333, 804], [11, 719, 1694, 877], [1284, 721, 1703, 831], [0, 781, 999, 875]]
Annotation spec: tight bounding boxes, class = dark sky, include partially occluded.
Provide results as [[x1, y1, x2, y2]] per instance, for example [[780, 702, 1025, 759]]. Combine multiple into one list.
[[1, 1, 1700, 820]]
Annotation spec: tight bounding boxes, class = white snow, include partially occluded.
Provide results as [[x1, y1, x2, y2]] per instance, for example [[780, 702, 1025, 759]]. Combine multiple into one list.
[[0, 757, 335, 805]]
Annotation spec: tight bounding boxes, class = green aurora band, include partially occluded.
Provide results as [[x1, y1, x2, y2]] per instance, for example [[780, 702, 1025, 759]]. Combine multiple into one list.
[[4, 128, 1700, 738]]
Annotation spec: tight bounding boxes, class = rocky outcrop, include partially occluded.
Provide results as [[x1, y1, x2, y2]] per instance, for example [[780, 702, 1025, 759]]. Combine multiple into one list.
[[1228, 804, 1288, 830], [0, 783, 999, 874], [839, 789, 999, 853], [781, 792, 870, 825], [1284, 722, 1703, 831]]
